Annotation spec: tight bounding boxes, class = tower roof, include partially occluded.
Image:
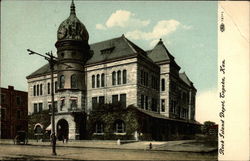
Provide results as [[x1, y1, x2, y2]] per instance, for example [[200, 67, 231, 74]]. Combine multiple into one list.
[[57, 0, 89, 41]]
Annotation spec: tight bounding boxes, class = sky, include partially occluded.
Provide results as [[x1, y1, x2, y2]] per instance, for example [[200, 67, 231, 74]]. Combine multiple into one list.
[[1, 1, 218, 123]]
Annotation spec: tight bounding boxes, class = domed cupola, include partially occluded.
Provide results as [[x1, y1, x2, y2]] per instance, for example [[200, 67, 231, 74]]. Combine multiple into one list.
[[57, 0, 89, 42]]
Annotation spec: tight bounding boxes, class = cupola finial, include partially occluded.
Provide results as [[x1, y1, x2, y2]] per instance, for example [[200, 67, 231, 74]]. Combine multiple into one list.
[[70, 0, 76, 15]]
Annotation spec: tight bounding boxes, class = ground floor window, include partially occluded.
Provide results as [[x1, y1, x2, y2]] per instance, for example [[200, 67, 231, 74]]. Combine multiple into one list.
[[114, 120, 125, 133], [95, 122, 104, 134]]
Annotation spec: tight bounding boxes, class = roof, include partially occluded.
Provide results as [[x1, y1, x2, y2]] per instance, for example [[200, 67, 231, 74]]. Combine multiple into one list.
[[87, 35, 146, 65], [127, 105, 200, 125], [27, 35, 150, 78], [147, 39, 174, 63], [179, 72, 196, 89]]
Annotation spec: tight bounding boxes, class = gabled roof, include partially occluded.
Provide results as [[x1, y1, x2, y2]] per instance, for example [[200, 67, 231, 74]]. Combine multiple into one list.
[[87, 35, 146, 65], [147, 39, 175, 63], [27, 35, 148, 78], [26, 63, 58, 79], [179, 72, 196, 89]]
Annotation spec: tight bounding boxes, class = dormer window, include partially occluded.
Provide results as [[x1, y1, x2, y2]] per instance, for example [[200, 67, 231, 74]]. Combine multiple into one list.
[[100, 47, 115, 55]]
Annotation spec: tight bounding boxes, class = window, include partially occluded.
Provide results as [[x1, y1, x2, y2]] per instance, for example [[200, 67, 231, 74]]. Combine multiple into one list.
[[40, 84, 43, 95], [60, 99, 65, 110], [161, 99, 165, 112], [48, 83, 50, 94], [36, 84, 39, 96], [39, 103, 43, 112], [141, 95, 144, 109], [151, 98, 157, 112], [122, 70, 127, 84], [70, 100, 77, 109], [117, 70, 121, 85], [120, 94, 126, 107], [17, 110, 21, 120], [55, 81, 58, 93], [54, 101, 58, 112], [112, 71, 116, 85], [1, 108, 6, 120], [92, 97, 98, 110], [97, 74, 100, 88], [101, 73, 105, 87], [112, 95, 118, 104], [145, 72, 148, 86], [92, 75, 95, 88], [34, 103, 38, 113], [71, 74, 77, 88], [115, 120, 125, 133], [60, 75, 65, 89], [33, 85, 36, 96], [16, 96, 21, 105], [95, 122, 104, 133], [1, 94, 5, 104], [99, 96, 105, 104], [140, 70, 144, 85], [49, 104, 52, 112], [145, 96, 148, 110], [161, 79, 165, 91]]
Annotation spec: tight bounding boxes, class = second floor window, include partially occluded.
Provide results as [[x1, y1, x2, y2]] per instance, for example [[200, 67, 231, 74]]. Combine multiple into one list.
[[161, 79, 165, 91], [97, 74, 100, 88], [112, 71, 116, 85], [60, 75, 65, 89], [117, 70, 121, 85], [92, 75, 95, 88], [123, 70, 127, 84], [47, 83, 50, 94], [40, 84, 43, 95], [33, 85, 36, 96], [71, 74, 77, 88], [101, 73, 105, 87], [36, 85, 39, 96]]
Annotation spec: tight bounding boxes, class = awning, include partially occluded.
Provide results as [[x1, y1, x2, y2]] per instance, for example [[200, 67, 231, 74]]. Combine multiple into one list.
[[34, 123, 44, 130], [46, 124, 51, 131]]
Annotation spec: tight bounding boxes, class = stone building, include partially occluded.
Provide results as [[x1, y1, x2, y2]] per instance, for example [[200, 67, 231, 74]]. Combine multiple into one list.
[[0, 86, 28, 139], [26, 1, 198, 140]]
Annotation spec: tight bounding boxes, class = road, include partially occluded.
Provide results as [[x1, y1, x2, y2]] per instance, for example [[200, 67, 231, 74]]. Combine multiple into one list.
[[0, 144, 217, 160]]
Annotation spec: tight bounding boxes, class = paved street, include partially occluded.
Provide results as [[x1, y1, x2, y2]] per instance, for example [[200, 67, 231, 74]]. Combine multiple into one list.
[[0, 140, 217, 160]]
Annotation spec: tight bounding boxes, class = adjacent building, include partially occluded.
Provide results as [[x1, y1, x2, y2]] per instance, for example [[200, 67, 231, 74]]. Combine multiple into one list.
[[26, 1, 198, 140], [0, 86, 28, 139]]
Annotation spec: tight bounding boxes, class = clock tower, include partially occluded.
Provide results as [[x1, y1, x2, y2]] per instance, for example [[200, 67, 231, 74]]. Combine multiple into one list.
[[54, 0, 92, 140]]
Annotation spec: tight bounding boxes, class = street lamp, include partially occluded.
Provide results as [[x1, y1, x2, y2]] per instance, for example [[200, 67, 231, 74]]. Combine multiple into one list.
[[27, 49, 57, 155]]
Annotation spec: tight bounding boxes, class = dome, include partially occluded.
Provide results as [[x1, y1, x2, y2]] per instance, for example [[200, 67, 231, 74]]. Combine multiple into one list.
[[57, 1, 89, 41]]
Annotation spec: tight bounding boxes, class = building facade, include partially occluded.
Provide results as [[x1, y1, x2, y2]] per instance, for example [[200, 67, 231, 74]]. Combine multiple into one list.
[[26, 1, 198, 140], [0, 86, 28, 139]]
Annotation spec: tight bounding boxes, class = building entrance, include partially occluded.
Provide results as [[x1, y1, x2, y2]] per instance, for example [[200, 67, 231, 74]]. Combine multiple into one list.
[[57, 119, 69, 141]]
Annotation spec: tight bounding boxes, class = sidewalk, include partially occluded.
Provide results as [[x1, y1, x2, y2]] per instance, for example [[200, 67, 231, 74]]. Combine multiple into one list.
[[0, 139, 217, 153]]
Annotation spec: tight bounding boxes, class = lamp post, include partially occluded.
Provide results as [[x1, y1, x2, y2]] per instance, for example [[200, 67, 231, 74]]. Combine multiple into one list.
[[27, 49, 57, 155]]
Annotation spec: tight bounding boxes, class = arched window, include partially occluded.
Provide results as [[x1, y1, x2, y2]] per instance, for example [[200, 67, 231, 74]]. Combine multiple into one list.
[[92, 75, 95, 88], [71, 74, 77, 88], [117, 70, 121, 85], [122, 70, 127, 84], [36, 85, 39, 96], [101, 73, 105, 87], [40, 84, 43, 95], [112, 71, 116, 85], [114, 120, 125, 133], [33, 85, 36, 96], [161, 79, 165, 91], [47, 83, 50, 94], [34, 125, 43, 134], [95, 122, 104, 134], [59, 75, 65, 89], [97, 74, 100, 88]]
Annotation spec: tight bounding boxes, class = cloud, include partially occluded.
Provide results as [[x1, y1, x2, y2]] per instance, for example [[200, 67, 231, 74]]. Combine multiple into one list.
[[125, 19, 181, 40], [96, 10, 150, 30], [96, 24, 107, 30], [196, 88, 219, 124]]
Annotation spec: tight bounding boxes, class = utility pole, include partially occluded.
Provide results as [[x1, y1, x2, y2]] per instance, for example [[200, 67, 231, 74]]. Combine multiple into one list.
[[27, 49, 57, 155]]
